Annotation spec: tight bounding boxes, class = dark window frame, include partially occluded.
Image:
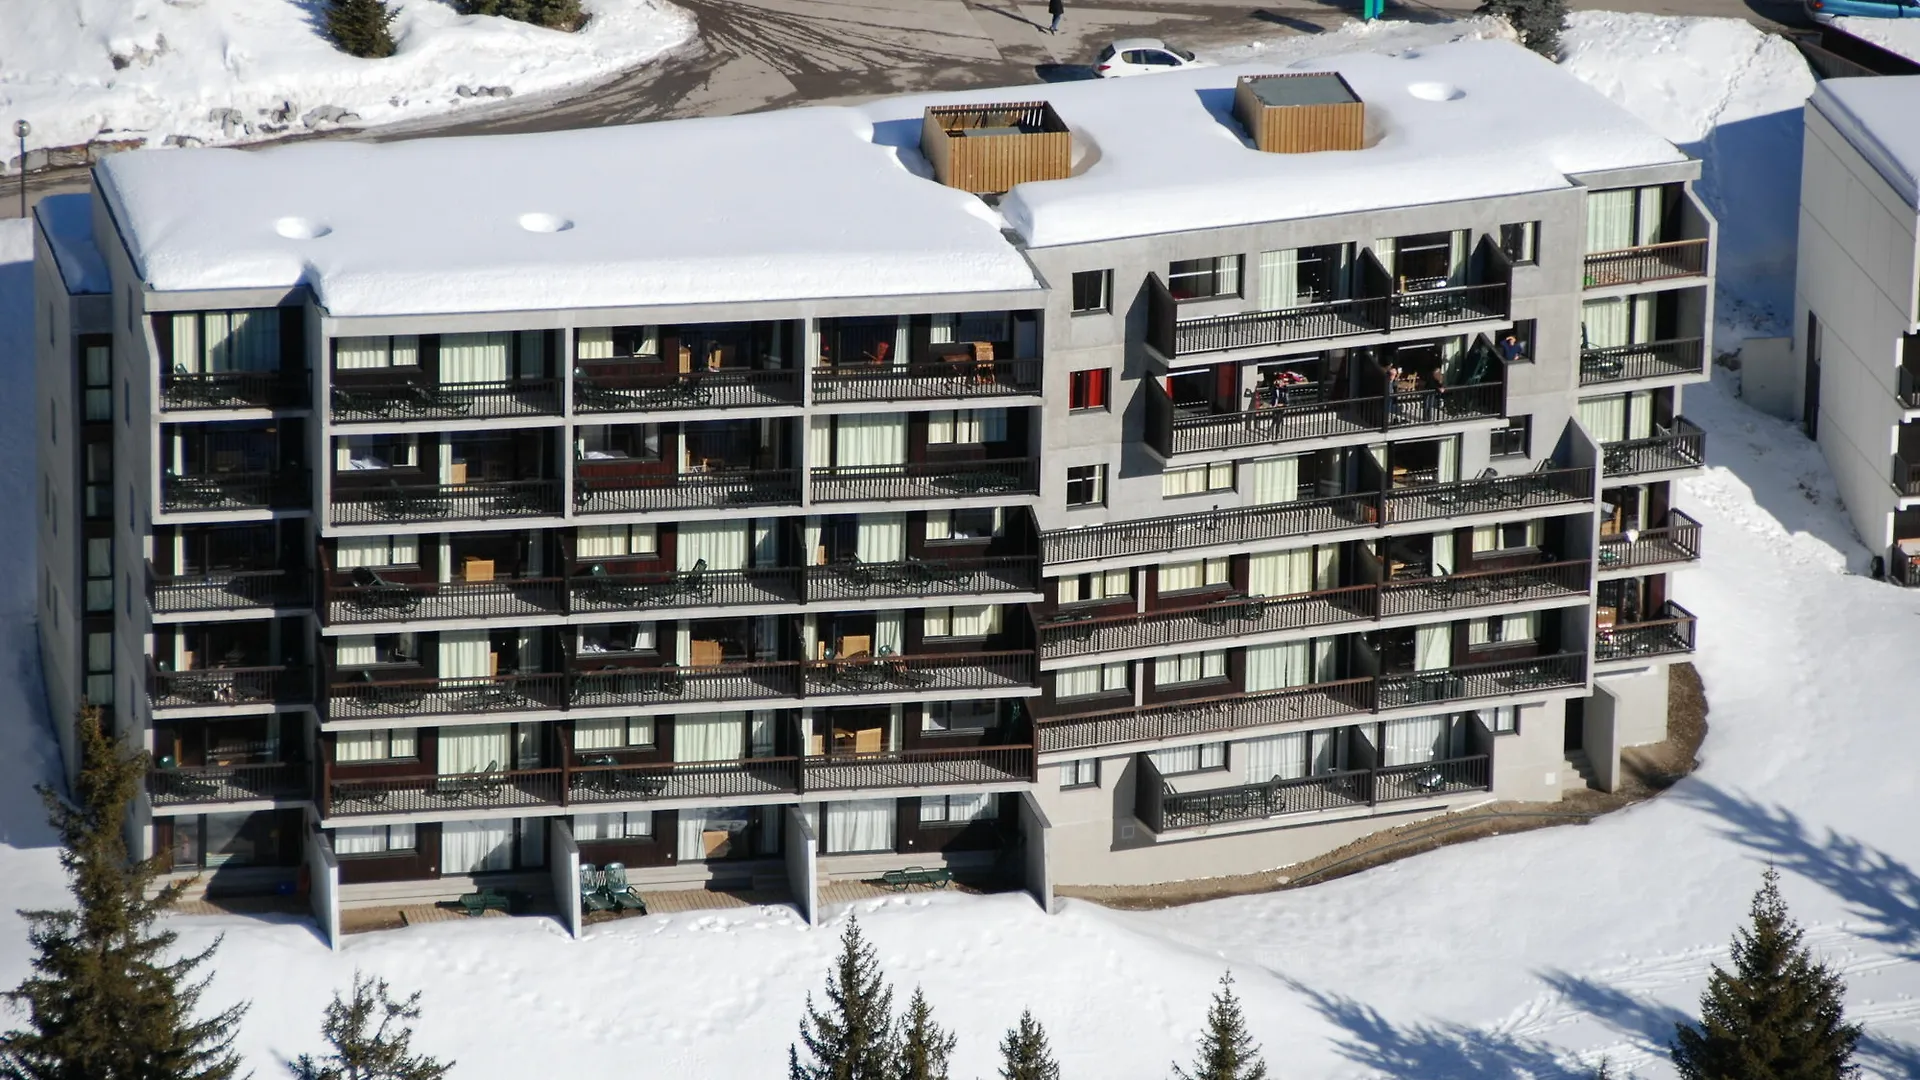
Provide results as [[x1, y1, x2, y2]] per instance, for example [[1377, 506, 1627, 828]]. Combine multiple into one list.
[[1070, 270, 1112, 314]]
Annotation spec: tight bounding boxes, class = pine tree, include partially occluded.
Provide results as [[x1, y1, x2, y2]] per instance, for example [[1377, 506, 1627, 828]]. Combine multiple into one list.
[[291, 971, 453, 1080], [790, 915, 897, 1080], [1172, 974, 1267, 1080], [0, 705, 248, 1080], [1476, 0, 1566, 57], [325, 0, 398, 59], [998, 1010, 1060, 1080], [456, 0, 584, 30], [1670, 866, 1862, 1080], [893, 987, 956, 1080]]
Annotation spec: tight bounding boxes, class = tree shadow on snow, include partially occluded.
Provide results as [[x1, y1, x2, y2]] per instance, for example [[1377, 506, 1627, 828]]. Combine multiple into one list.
[[1281, 977, 1583, 1079], [1535, 970, 1691, 1053]]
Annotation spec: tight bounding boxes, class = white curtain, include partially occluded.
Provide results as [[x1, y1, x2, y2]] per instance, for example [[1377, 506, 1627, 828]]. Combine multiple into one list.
[[578, 525, 654, 559], [1582, 299, 1629, 349], [675, 713, 746, 762], [926, 605, 999, 638], [1155, 651, 1225, 686], [333, 826, 391, 855], [1382, 715, 1452, 766], [1628, 389, 1654, 439], [336, 728, 416, 763], [516, 724, 542, 768], [441, 819, 513, 873], [1438, 438, 1459, 483], [676, 623, 693, 667], [808, 418, 833, 469], [1247, 457, 1299, 506], [876, 611, 903, 654], [834, 414, 907, 468], [1431, 532, 1455, 576], [437, 535, 454, 585], [929, 314, 956, 345], [1160, 560, 1202, 593], [1414, 625, 1451, 671], [576, 716, 652, 750], [438, 442, 456, 486], [805, 518, 825, 565], [1243, 731, 1308, 782], [678, 520, 749, 571], [1055, 666, 1100, 698], [1447, 231, 1469, 286], [576, 328, 614, 360], [1311, 728, 1346, 774], [1579, 396, 1628, 443], [439, 630, 492, 679], [826, 800, 896, 854], [856, 514, 905, 562], [439, 332, 510, 385], [1315, 546, 1340, 591], [438, 725, 510, 775], [1245, 641, 1310, 692], [1636, 186, 1664, 245], [171, 315, 202, 373], [336, 536, 417, 569], [334, 336, 389, 371], [1373, 237, 1395, 278], [929, 410, 1002, 444], [335, 636, 377, 667], [1258, 250, 1299, 310], [751, 711, 776, 757], [1631, 294, 1655, 345], [1248, 549, 1312, 598], [1586, 189, 1635, 253], [678, 811, 708, 861], [206, 310, 278, 372]]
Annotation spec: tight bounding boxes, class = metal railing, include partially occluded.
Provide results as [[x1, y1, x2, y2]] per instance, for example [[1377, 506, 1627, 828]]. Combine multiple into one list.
[[148, 564, 311, 614], [1579, 338, 1706, 386], [1583, 238, 1710, 288], [1376, 651, 1586, 710], [161, 371, 308, 411], [805, 556, 1040, 604], [801, 745, 1035, 792], [570, 566, 804, 614], [149, 664, 308, 709], [569, 757, 803, 804], [330, 379, 562, 421], [1041, 679, 1374, 753], [568, 661, 805, 708], [325, 575, 567, 625], [1377, 559, 1590, 618], [1167, 296, 1388, 357], [1600, 418, 1706, 478], [803, 650, 1035, 697], [1042, 586, 1376, 659], [1896, 454, 1920, 497], [147, 762, 310, 806], [810, 458, 1038, 503], [574, 469, 803, 514], [1596, 601, 1697, 662], [572, 369, 803, 413], [812, 358, 1042, 402], [162, 470, 311, 513], [1597, 512, 1703, 572], [1138, 753, 1492, 831], [325, 768, 566, 816], [326, 673, 566, 719], [1388, 282, 1509, 329], [1155, 383, 1504, 457], [330, 479, 562, 525]]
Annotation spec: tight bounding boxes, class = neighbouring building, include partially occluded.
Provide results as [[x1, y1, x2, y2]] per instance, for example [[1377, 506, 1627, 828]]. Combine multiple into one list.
[[33, 38, 1710, 941]]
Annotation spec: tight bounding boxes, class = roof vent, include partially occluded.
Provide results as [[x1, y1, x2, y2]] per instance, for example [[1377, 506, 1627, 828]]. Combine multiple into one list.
[[921, 101, 1072, 195], [1233, 73, 1364, 154]]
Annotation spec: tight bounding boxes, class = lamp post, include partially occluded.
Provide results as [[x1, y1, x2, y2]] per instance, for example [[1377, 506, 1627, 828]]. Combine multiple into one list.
[[12, 120, 28, 220]]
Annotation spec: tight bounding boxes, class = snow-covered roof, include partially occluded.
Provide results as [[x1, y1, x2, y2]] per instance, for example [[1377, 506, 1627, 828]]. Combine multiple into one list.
[[34, 194, 109, 296], [1811, 75, 1920, 211], [96, 37, 1689, 317]]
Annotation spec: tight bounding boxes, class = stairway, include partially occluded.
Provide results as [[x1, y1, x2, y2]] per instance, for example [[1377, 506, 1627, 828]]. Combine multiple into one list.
[[1564, 750, 1601, 791]]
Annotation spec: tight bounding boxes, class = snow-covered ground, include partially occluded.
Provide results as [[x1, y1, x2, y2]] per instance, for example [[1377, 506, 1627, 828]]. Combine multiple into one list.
[[0, 0, 694, 165], [4, 12, 1907, 1080], [1832, 16, 1920, 67]]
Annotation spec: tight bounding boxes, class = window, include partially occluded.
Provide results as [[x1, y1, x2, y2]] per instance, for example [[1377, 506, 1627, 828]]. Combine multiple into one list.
[[576, 524, 658, 558], [1056, 568, 1130, 605], [1162, 461, 1234, 498], [1486, 706, 1520, 735], [927, 409, 1006, 445], [1068, 369, 1110, 410], [1055, 662, 1129, 699], [923, 605, 1001, 639], [1065, 464, 1106, 507], [335, 728, 419, 762], [1472, 519, 1544, 553], [83, 343, 111, 421], [332, 335, 420, 370], [84, 442, 112, 519], [579, 623, 657, 655], [1159, 558, 1229, 593], [1060, 759, 1100, 790], [168, 311, 282, 373], [1490, 416, 1531, 459], [1071, 270, 1112, 314], [1168, 256, 1243, 301], [1154, 651, 1227, 687], [334, 434, 418, 472], [84, 537, 113, 612], [923, 700, 999, 733], [1149, 742, 1227, 775], [169, 811, 290, 870], [336, 633, 418, 667], [573, 811, 653, 840], [575, 716, 657, 750], [1469, 611, 1539, 646], [926, 508, 1002, 541], [919, 792, 995, 825], [85, 631, 113, 705], [1503, 319, 1536, 363], [333, 823, 417, 855], [1500, 221, 1539, 265]]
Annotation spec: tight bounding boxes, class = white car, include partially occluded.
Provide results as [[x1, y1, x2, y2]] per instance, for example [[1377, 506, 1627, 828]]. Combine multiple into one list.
[[1094, 38, 1202, 78]]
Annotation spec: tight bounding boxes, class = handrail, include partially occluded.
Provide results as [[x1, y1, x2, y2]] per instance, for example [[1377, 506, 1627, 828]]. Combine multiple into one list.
[[1597, 511, 1703, 570], [574, 468, 803, 514], [1578, 337, 1706, 386], [810, 458, 1038, 502], [1583, 238, 1710, 288], [329, 479, 562, 525], [1600, 417, 1706, 478]]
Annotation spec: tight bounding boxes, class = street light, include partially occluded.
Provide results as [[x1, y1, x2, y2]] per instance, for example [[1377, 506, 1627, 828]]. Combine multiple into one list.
[[12, 120, 28, 220]]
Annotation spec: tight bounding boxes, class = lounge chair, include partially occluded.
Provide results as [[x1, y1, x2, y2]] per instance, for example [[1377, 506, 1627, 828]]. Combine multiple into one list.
[[346, 565, 419, 615], [677, 558, 714, 603], [601, 863, 648, 913], [580, 865, 616, 913], [436, 759, 504, 800]]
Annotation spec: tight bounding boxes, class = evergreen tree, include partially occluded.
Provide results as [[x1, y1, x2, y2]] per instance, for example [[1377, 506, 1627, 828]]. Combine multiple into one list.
[[325, 0, 398, 59], [0, 705, 248, 1080], [1172, 974, 1267, 1080], [1476, 0, 1566, 57], [790, 916, 897, 1080], [291, 971, 453, 1080], [1670, 866, 1862, 1080], [455, 0, 584, 31], [998, 1010, 1060, 1080], [894, 987, 956, 1080]]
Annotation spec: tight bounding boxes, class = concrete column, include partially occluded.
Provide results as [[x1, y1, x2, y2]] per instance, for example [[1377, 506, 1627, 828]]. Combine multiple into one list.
[[1019, 790, 1054, 915], [549, 817, 582, 939], [785, 805, 819, 926]]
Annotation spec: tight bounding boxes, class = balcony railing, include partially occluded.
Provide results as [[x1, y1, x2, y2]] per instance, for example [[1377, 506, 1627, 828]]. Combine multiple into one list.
[[325, 575, 568, 625], [330, 379, 562, 422], [803, 650, 1035, 697], [801, 745, 1035, 792], [161, 371, 308, 411], [149, 664, 310, 710], [813, 359, 1042, 403], [570, 566, 804, 614], [326, 673, 567, 720], [1150, 382, 1504, 457], [1044, 586, 1375, 659], [325, 768, 566, 816], [1375, 651, 1586, 710], [1583, 239, 1710, 289], [330, 480, 563, 525], [162, 470, 310, 513], [1600, 418, 1706, 478], [148, 564, 311, 614], [1163, 295, 1389, 357], [1041, 679, 1375, 753], [810, 459, 1038, 503], [1895, 454, 1920, 497], [572, 369, 802, 414], [805, 556, 1040, 604], [1041, 467, 1595, 565], [568, 757, 803, 805], [568, 661, 805, 709], [147, 762, 310, 806], [1579, 338, 1706, 386], [573, 469, 803, 514], [1377, 559, 1591, 619], [1137, 753, 1491, 832], [1598, 511, 1702, 572], [1597, 601, 1697, 662], [1388, 282, 1510, 330]]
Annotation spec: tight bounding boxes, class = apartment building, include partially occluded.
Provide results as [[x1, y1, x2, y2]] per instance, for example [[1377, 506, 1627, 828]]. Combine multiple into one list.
[[33, 39, 1710, 937], [1789, 77, 1920, 580]]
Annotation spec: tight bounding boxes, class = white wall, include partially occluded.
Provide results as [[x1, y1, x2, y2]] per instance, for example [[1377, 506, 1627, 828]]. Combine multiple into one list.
[[549, 817, 582, 939]]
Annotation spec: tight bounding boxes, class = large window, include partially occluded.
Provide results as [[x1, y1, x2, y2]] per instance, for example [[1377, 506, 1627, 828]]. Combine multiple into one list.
[[1149, 742, 1227, 775], [923, 605, 1001, 639], [1162, 461, 1233, 498], [83, 341, 111, 422], [1160, 558, 1229, 594], [1071, 270, 1112, 314], [169, 811, 292, 870], [825, 799, 896, 854], [576, 523, 658, 558], [335, 633, 418, 667], [1469, 611, 1539, 647], [334, 434, 419, 472], [333, 335, 420, 371], [1065, 464, 1106, 507], [1154, 650, 1227, 687], [923, 700, 998, 733], [1472, 519, 1544, 553], [926, 508, 1002, 542], [84, 536, 112, 612], [1056, 568, 1130, 605], [1490, 416, 1531, 459], [1068, 369, 1109, 410], [927, 409, 1006, 445], [1055, 662, 1128, 699], [336, 728, 418, 763], [919, 793, 995, 825], [333, 824, 416, 856], [1585, 186, 1667, 253], [169, 311, 281, 373], [85, 631, 113, 706], [575, 716, 657, 750], [574, 811, 653, 839], [1499, 221, 1539, 265], [1168, 256, 1243, 302]]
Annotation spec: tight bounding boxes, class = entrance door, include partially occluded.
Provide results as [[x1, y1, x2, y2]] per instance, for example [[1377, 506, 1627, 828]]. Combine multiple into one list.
[[1564, 697, 1586, 754], [1804, 312, 1822, 440]]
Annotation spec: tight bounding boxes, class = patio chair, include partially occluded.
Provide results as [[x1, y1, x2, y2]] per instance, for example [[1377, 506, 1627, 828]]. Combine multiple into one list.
[[346, 565, 420, 615], [835, 555, 878, 593], [357, 669, 425, 711], [166, 364, 221, 408], [601, 863, 649, 913], [579, 865, 616, 913], [330, 384, 386, 419], [578, 563, 653, 607], [676, 558, 716, 603], [573, 368, 633, 412], [376, 480, 450, 521], [436, 760, 503, 800]]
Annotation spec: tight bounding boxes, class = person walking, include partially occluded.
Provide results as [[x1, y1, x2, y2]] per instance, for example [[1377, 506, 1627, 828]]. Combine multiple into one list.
[[1047, 0, 1064, 34]]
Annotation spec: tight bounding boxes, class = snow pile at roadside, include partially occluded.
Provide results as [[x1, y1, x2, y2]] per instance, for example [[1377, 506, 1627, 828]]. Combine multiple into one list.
[[0, 0, 694, 165], [1832, 16, 1920, 65]]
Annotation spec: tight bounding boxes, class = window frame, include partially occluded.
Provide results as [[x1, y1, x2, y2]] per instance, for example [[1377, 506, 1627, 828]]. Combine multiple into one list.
[[918, 793, 997, 826], [1070, 270, 1113, 315], [1065, 464, 1107, 507], [1490, 415, 1532, 459], [1153, 650, 1229, 688], [332, 823, 418, 857], [1060, 758, 1101, 790], [1167, 255, 1244, 303], [1068, 368, 1110, 411], [922, 699, 999, 734], [1499, 221, 1540, 265]]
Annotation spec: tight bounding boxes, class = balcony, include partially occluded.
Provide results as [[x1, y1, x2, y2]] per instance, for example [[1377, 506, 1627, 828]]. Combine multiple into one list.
[[573, 367, 802, 414], [805, 556, 1039, 605], [149, 563, 311, 615], [324, 571, 567, 625], [573, 468, 803, 514], [1040, 679, 1375, 753], [330, 379, 562, 422], [1041, 467, 1594, 565], [330, 479, 563, 526], [1598, 511, 1702, 572], [147, 761, 310, 807], [326, 672, 566, 720], [569, 661, 803, 709], [571, 565, 803, 615], [162, 470, 310, 514], [325, 769, 566, 816], [803, 650, 1035, 699], [810, 459, 1038, 504], [567, 757, 803, 806], [149, 663, 311, 711], [1136, 753, 1490, 832], [1387, 282, 1509, 331], [1583, 239, 1710, 289], [813, 358, 1042, 405], [162, 371, 309, 412], [1147, 380, 1504, 456], [1596, 601, 1697, 663], [1600, 418, 1706, 478], [801, 745, 1034, 792], [1376, 651, 1586, 710], [1579, 338, 1706, 387]]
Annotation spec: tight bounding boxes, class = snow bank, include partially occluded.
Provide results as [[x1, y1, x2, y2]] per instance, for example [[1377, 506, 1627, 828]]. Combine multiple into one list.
[[1832, 16, 1920, 66], [0, 0, 695, 165]]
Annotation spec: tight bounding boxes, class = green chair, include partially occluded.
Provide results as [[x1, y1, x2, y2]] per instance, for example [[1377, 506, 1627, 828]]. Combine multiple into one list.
[[601, 863, 648, 914]]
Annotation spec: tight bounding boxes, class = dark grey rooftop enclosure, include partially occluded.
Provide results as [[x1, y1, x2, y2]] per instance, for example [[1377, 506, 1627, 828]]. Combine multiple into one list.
[[1247, 73, 1360, 108]]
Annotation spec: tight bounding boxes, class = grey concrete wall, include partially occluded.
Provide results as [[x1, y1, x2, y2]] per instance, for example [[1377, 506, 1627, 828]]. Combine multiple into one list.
[[1738, 336, 1798, 421], [307, 827, 340, 951], [1018, 789, 1053, 914], [1489, 699, 1574, 802], [784, 805, 819, 927], [550, 817, 582, 939], [1584, 688, 1622, 793], [33, 220, 83, 784], [1600, 664, 1671, 748]]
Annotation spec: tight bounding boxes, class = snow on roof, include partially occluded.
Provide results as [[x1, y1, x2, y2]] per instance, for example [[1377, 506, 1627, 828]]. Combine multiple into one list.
[[34, 194, 109, 295], [97, 37, 1688, 316], [1811, 75, 1920, 211], [1831, 16, 1920, 67]]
